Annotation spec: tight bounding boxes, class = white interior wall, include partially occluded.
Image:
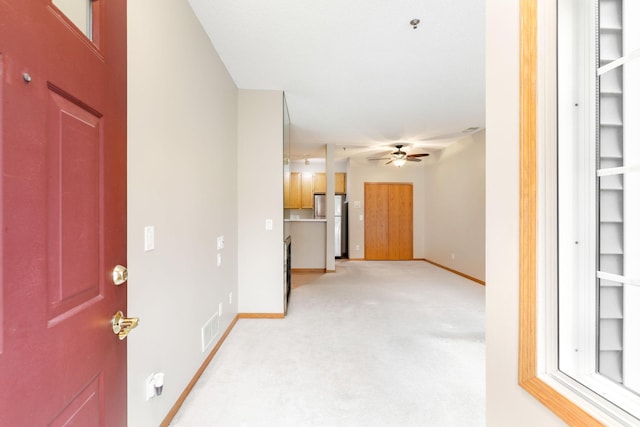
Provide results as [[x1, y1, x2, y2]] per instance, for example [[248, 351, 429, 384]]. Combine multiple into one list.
[[237, 89, 284, 314], [485, 0, 565, 425], [423, 132, 486, 281], [127, 2, 239, 426], [348, 161, 427, 259]]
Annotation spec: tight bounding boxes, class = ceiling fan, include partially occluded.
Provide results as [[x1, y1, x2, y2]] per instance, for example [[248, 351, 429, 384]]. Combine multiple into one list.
[[369, 145, 430, 167]]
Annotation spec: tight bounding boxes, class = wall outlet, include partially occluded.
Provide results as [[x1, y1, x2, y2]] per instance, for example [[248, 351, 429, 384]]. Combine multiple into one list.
[[219, 302, 223, 317], [265, 219, 273, 230], [217, 253, 222, 267], [216, 235, 224, 250], [229, 292, 233, 305], [145, 372, 165, 400], [451, 253, 455, 260], [355, 244, 360, 251]]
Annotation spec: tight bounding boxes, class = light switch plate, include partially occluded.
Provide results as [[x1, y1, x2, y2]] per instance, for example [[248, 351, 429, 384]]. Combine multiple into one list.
[[216, 236, 224, 250], [354, 201, 361, 208], [144, 226, 155, 251], [265, 219, 273, 230]]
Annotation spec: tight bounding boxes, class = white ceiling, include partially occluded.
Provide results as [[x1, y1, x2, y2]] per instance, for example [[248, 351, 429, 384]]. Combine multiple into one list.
[[189, 0, 485, 161]]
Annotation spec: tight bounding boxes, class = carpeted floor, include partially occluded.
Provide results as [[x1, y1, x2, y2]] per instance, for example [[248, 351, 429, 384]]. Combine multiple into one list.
[[170, 261, 485, 426]]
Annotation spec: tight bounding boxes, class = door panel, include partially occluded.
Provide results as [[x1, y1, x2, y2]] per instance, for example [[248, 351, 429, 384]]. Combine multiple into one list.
[[0, 0, 127, 425], [388, 184, 413, 259], [48, 375, 104, 427], [47, 88, 103, 321], [0, 53, 4, 356], [364, 183, 389, 260]]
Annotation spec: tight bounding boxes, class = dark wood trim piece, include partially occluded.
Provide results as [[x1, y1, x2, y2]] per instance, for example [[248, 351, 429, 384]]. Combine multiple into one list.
[[160, 314, 239, 426], [422, 259, 485, 286], [238, 313, 285, 319]]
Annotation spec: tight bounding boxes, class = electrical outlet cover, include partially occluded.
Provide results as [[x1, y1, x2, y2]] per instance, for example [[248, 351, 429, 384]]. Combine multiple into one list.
[[145, 373, 156, 400]]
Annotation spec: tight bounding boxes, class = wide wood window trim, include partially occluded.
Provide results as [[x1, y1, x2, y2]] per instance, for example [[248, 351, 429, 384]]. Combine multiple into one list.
[[517, 0, 603, 424]]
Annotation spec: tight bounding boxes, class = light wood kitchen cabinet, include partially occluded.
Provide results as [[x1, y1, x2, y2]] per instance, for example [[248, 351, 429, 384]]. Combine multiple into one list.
[[284, 172, 291, 207], [289, 172, 301, 208], [312, 172, 346, 193], [286, 172, 314, 209], [335, 172, 346, 193], [300, 173, 314, 208], [313, 173, 326, 193]]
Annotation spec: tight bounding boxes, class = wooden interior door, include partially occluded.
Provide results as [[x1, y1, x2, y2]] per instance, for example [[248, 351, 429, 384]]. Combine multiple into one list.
[[364, 183, 413, 260], [388, 183, 413, 259], [364, 183, 389, 259], [0, 0, 128, 425]]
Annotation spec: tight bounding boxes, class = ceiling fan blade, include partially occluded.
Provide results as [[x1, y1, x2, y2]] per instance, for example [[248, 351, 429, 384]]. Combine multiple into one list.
[[385, 160, 394, 165], [406, 157, 422, 162], [407, 153, 430, 158], [368, 157, 391, 161]]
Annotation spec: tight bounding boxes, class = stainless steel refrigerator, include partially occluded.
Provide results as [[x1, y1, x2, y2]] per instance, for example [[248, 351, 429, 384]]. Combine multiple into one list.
[[314, 194, 348, 258]]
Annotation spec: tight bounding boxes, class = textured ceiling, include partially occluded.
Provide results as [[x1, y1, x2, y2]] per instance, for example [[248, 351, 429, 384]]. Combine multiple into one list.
[[189, 0, 485, 160]]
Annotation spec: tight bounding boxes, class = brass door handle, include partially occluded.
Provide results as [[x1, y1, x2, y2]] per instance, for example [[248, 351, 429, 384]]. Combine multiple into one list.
[[112, 311, 139, 340], [112, 265, 128, 286]]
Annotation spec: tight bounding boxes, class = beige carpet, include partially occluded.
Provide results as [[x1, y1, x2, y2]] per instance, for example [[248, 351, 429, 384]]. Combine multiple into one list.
[[170, 261, 485, 426]]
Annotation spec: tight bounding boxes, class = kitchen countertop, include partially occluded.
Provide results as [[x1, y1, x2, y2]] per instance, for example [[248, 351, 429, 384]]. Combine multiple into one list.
[[284, 218, 326, 222]]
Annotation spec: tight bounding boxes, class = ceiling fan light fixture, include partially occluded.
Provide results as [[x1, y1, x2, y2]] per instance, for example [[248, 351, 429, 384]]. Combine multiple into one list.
[[305, 158, 310, 165], [392, 158, 406, 167]]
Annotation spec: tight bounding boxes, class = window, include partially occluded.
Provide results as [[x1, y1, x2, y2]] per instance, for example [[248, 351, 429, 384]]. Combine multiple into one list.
[[520, 0, 640, 424], [52, 0, 96, 42]]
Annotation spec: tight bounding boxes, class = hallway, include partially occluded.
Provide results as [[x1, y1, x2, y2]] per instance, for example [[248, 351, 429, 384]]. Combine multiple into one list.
[[170, 261, 485, 426]]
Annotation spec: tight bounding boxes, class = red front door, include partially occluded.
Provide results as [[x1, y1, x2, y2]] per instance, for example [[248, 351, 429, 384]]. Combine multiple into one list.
[[0, 0, 128, 425]]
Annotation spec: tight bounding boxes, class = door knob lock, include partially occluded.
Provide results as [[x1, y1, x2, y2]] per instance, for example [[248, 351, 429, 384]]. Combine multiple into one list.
[[112, 265, 128, 286], [112, 311, 139, 340]]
